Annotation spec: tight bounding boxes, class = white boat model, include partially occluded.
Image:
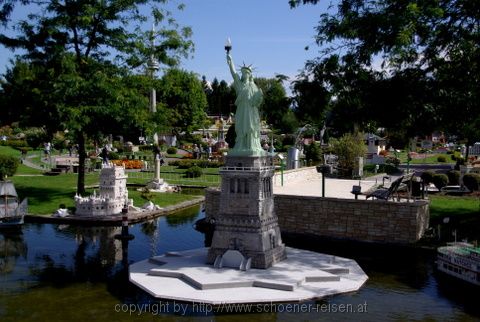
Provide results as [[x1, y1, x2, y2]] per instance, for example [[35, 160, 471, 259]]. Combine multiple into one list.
[[0, 181, 27, 227], [437, 242, 480, 286]]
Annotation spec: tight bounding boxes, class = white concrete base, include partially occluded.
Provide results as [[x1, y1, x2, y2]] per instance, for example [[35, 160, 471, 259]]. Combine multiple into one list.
[[145, 179, 177, 193], [129, 247, 368, 304]]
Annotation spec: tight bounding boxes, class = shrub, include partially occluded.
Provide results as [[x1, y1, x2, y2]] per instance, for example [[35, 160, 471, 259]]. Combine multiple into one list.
[[385, 156, 400, 167], [177, 160, 195, 168], [446, 170, 460, 185], [170, 159, 223, 169], [432, 173, 448, 190], [108, 151, 120, 160], [166, 147, 178, 155], [139, 145, 153, 152], [463, 173, 480, 191], [304, 142, 322, 162], [1, 139, 29, 149], [382, 164, 399, 175], [437, 155, 447, 162], [185, 165, 202, 178], [0, 155, 19, 180], [420, 170, 435, 184]]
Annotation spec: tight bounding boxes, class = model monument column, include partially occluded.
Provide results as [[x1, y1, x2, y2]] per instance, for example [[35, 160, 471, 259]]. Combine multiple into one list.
[[148, 23, 159, 145], [207, 40, 286, 269]]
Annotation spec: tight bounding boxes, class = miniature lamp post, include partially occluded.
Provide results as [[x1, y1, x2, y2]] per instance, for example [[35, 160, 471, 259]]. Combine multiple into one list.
[[316, 164, 331, 197], [278, 154, 285, 186], [225, 37, 232, 53]]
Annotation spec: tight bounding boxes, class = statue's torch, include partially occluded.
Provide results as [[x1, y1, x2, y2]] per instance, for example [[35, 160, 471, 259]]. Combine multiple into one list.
[[225, 37, 232, 54]]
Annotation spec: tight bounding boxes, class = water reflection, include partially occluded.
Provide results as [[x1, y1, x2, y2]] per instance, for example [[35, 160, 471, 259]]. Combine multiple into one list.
[[29, 226, 125, 288], [165, 205, 202, 227], [140, 220, 158, 257], [0, 230, 27, 275], [1, 206, 480, 321]]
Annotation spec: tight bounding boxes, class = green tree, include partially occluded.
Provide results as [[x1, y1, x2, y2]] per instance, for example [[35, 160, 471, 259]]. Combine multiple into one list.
[[158, 69, 207, 135], [304, 141, 322, 163], [205, 78, 235, 116], [254, 77, 293, 133], [0, 0, 193, 194], [290, 0, 480, 145], [330, 132, 366, 178], [0, 155, 19, 180], [291, 74, 331, 131]]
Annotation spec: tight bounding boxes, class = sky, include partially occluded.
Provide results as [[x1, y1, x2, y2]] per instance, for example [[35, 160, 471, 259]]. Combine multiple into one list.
[[0, 0, 332, 90], [173, 0, 329, 85]]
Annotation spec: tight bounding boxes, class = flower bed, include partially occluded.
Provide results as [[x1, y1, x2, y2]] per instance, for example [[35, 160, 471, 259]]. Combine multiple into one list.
[[111, 159, 143, 169]]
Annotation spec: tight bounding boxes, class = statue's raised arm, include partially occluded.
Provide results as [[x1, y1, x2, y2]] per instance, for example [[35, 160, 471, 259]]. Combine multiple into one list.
[[227, 54, 240, 84]]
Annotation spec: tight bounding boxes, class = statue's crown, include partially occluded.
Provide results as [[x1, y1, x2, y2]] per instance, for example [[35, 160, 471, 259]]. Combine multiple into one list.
[[240, 62, 253, 72]]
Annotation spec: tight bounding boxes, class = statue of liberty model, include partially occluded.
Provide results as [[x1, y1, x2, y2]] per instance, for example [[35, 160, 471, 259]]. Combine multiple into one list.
[[226, 39, 265, 156]]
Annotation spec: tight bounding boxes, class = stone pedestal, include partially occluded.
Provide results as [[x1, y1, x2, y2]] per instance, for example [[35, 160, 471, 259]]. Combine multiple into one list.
[[147, 158, 171, 192], [207, 155, 286, 269]]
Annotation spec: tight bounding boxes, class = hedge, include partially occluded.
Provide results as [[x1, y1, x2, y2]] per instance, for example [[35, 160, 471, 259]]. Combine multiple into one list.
[[463, 173, 480, 191], [432, 173, 448, 190], [420, 170, 435, 184], [185, 165, 203, 178], [168, 159, 223, 169], [446, 170, 460, 185]]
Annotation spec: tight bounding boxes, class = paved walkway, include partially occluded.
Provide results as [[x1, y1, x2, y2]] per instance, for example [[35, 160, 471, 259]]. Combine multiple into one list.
[[273, 173, 397, 199], [21, 154, 46, 170]]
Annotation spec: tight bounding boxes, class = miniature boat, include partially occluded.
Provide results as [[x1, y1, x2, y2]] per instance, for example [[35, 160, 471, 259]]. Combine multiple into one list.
[[437, 242, 480, 286], [0, 181, 27, 227]]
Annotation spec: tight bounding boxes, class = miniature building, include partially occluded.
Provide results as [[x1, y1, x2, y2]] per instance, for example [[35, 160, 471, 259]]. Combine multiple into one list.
[[365, 133, 386, 155], [75, 164, 130, 216], [469, 142, 480, 156], [207, 154, 287, 269]]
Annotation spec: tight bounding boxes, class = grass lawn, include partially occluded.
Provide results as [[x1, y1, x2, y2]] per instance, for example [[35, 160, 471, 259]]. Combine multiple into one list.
[[429, 194, 480, 241], [396, 151, 455, 165], [128, 189, 201, 208], [126, 166, 220, 187], [0, 145, 21, 157], [11, 173, 99, 215], [0, 146, 43, 175], [429, 195, 480, 219], [2, 145, 207, 214], [10, 172, 202, 215]]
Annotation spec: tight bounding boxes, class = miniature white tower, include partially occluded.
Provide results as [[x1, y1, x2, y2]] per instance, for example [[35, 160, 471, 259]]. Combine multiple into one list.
[[75, 164, 130, 216], [99, 165, 128, 201]]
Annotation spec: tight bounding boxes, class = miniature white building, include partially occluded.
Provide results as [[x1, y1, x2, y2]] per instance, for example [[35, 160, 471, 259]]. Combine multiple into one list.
[[469, 142, 480, 156], [75, 164, 131, 216], [365, 133, 386, 155]]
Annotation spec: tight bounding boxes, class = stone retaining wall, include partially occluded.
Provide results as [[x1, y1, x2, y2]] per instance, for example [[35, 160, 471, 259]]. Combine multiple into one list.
[[205, 189, 429, 244]]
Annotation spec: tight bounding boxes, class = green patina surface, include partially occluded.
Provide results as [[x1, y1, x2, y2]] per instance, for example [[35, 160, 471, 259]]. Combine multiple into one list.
[[226, 52, 264, 156]]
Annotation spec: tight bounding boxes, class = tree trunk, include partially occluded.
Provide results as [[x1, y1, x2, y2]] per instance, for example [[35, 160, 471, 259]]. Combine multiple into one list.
[[77, 132, 86, 195]]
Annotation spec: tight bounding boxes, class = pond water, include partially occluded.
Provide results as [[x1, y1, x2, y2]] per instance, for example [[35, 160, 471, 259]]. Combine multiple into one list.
[[0, 206, 479, 321]]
